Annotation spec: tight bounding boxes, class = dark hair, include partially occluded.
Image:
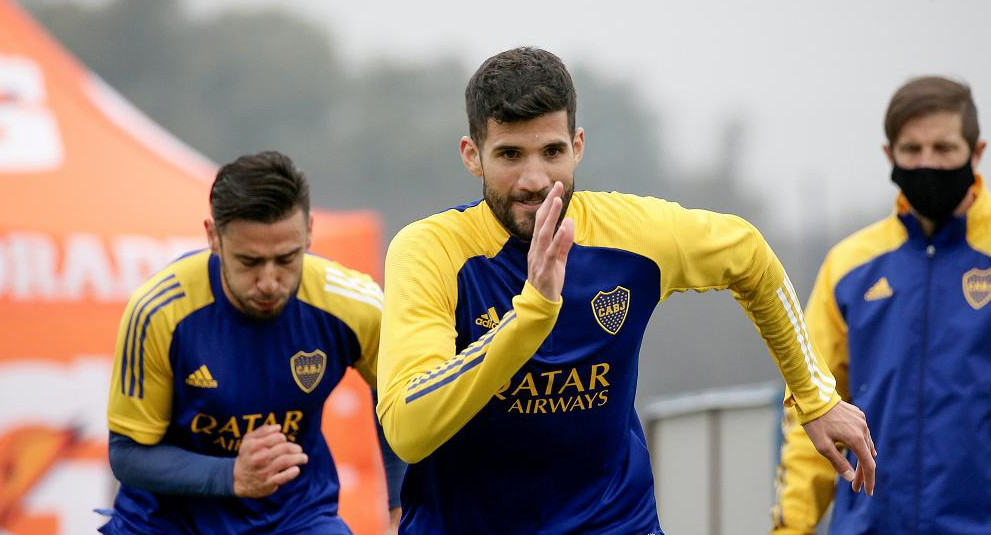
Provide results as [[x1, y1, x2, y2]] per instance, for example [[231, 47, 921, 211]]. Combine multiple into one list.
[[466, 47, 577, 146], [885, 76, 980, 150], [210, 150, 310, 231]]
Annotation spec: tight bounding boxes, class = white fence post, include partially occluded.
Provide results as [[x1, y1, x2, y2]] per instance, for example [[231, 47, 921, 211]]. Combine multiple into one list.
[[643, 383, 782, 535]]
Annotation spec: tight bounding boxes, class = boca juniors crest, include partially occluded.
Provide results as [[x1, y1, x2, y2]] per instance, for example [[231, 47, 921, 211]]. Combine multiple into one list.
[[591, 286, 630, 335], [963, 267, 991, 310], [290, 350, 327, 393]]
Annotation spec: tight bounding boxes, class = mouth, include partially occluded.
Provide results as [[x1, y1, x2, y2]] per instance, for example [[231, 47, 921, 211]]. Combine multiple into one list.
[[252, 298, 281, 311], [513, 198, 543, 211]]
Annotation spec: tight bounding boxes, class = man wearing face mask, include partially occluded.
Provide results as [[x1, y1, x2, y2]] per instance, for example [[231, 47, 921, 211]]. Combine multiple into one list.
[[772, 76, 991, 534]]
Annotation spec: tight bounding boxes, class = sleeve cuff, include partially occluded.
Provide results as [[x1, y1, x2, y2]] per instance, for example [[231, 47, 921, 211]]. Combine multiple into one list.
[[108, 417, 166, 446], [785, 390, 842, 424], [521, 280, 563, 308]]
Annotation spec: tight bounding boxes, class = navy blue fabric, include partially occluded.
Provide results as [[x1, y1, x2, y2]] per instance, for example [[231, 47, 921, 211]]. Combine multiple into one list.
[[108, 431, 234, 497], [828, 213, 991, 535], [373, 390, 407, 509], [104, 254, 358, 535], [400, 240, 664, 535]]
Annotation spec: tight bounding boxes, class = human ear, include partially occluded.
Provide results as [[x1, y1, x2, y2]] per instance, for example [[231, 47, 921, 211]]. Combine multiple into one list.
[[204, 219, 220, 255], [459, 136, 484, 177]]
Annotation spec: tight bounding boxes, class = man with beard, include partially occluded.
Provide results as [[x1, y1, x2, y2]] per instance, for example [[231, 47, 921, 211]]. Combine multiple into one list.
[[377, 47, 876, 535], [102, 151, 404, 534], [772, 77, 990, 534]]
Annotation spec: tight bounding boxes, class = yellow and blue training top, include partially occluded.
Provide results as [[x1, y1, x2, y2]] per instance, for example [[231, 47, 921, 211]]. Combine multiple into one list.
[[378, 191, 840, 535], [773, 178, 991, 535], [105, 250, 382, 534]]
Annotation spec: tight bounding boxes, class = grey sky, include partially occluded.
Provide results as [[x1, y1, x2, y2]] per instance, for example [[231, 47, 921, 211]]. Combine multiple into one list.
[[183, 0, 990, 238]]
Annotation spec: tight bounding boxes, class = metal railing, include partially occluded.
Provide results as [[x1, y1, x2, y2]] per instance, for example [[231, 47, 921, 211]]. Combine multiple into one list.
[[642, 383, 782, 535]]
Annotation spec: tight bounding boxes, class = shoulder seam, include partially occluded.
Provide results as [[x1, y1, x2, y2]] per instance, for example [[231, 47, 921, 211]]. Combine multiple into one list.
[[303, 258, 384, 311], [827, 217, 906, 284]]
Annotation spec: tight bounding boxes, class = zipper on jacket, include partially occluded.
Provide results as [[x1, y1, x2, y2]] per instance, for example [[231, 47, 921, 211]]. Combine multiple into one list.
[[915, 243, 935, 535]]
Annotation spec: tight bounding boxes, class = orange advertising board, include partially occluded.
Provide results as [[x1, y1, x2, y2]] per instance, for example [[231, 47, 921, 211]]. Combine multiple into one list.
[[0, 1, 387, 533]]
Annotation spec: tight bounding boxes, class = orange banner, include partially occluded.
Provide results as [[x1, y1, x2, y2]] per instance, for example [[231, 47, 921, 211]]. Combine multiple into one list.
[[0, 1, 386, 533]]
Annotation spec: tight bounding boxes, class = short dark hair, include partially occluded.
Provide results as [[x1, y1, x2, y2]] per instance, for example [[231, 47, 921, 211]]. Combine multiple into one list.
[[210, 150, 310, 231], [885, 76, 980, 151], [466, 47, 577, 146]]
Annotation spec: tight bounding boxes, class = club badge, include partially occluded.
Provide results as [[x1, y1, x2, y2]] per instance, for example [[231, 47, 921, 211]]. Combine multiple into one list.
[[963, 267, 991, 310], [290, 350, 327, 393], [591, 286, 630, 335]]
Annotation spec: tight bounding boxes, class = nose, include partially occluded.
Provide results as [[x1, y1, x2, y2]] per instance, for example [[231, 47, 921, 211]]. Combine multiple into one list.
[[917, 148, 940, 168], [517, 155, 552, 192], [257, 262, 280, 294]]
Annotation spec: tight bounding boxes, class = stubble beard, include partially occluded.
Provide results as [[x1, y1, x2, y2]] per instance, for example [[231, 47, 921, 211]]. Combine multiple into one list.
[[220, 262, 298, 320], [483, 179, 574, 242]]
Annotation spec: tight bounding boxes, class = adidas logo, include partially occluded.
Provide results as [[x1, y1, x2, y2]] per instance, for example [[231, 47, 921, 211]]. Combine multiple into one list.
[[474, 307, 501, 329], [864, 277, 893, 302], [185, 365, 218, 388]]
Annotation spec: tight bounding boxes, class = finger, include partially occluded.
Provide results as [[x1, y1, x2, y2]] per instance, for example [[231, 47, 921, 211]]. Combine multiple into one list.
[[847, 438, 876, 496], [531, 194, 550, 245], [253, 441, 304, 469], [269, 451, 309, 474], [267, 464, 302, 488], [250, 429, 290, 450], [537, 193, 563, 249], [238, 425, 281, 450], [269, 441, 304, 458], [863, 447, 876, 496], [244, 424, 282, 439], [542, 197, 563, 248], [852, 462, 864, 493], [816, 442, 855, 482], [550, 217, 575, 261], [242, 438, 297, 469], [532, 182, 562, 246]]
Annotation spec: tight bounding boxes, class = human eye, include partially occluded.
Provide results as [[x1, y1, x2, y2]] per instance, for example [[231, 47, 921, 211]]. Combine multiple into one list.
[[277, 252, 298, 265], [499, 149, 520, 160]]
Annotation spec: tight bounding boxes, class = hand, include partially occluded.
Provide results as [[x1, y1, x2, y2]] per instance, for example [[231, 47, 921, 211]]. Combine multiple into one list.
[[233, 424, 308, 498], [802, 400, 877, 496], [527, 181, 574, 301], [384, 507, 401, 535]]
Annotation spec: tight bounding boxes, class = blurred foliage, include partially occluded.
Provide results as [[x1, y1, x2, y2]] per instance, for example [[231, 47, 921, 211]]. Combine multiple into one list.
[[21, 0, 822, 398], [22, 0, 692, 237]]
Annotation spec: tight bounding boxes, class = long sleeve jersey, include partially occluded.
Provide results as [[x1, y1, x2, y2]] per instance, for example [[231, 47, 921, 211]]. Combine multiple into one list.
[[379, 191, 840, 535]]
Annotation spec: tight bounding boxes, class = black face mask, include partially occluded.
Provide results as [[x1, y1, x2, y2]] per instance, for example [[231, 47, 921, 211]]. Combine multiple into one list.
[[891, 161, 975, 224]]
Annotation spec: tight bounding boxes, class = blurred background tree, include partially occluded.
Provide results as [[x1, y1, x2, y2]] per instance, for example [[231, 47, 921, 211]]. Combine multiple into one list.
[[22, 0, 830, 399]]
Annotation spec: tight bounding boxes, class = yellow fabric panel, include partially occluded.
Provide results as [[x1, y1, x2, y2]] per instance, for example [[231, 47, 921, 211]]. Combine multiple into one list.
[[572, 192, 840, 420], [772, 211, 907, 533], [819, 217, 908, 293], [777, 259, 863, 531], [377, 203, 560, 463], [107, 251, 214, 445], [772, 406, 837, 535], [298, 255, 383, 388], [966, 177, 991, 255], [569, 192, 765, 298], [803, 258, 852, 402]]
